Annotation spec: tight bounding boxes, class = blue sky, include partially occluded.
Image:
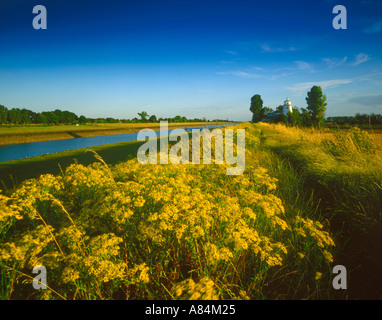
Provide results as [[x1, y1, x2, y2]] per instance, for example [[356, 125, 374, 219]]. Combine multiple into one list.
[[0, 0, 381, 121]]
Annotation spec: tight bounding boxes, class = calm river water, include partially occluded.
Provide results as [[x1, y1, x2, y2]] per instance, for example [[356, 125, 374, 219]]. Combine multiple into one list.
[[0, 124, 229, 162]]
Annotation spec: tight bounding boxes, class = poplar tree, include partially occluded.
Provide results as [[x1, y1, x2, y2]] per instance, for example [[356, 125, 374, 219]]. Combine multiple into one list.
[[306, 86, 327, 127]]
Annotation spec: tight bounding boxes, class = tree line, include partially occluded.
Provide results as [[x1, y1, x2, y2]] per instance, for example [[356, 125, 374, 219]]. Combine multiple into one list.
[[250, 85, 328, 127], [0, 106, 231, 125], [326, 113, 382, 126]]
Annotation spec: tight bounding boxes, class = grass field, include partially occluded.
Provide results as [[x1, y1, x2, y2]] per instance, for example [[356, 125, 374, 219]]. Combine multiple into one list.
[[1, 122, 381, 299], [258, 123, 382, 299]]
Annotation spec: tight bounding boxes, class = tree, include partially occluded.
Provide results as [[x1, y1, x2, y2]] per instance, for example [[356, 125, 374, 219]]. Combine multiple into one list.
[[36, 113, 48, 124], [276, 105, 284, 114], [260, 107, 274, 120], [173, 115, 183, 123], [8, 108, 22, 124], [0, 105, 8, 124], [149, 115, 157, 123], [138, 111, 149, 122], [300, 108, 312, 127], [20, 108, 32, 124], [250, 94, 263, 122], [79, 115, 87, 124], [306, 86, 327, 127], [288, 108, 302, 127]]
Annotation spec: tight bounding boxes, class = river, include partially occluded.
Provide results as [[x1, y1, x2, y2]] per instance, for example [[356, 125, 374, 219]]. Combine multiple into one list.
[[0, 124, 230, 163]]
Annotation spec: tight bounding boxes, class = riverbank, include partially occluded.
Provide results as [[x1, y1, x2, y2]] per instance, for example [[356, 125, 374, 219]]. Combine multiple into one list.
[[0, 122, 232, 145], [257, 122, 382, 299], [0, 122, 234, 190], [0, 139, 146, 191]]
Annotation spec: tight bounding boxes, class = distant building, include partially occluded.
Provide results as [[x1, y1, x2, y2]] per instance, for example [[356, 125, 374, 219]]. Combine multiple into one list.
[[261, 97, 293, 123], [282, 97, 293, 116], [261, 113, 280, 123]]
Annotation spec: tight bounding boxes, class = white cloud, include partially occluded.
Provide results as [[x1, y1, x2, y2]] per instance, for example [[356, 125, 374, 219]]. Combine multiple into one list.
[[352, 53, 371, 66], [260, 43, 297, 53], [295, 61, 315, 73], [322, 56, 348, 68], [216, 70, 262, 79], [287, 79, 353, 95], [224, 50, 238, 55]]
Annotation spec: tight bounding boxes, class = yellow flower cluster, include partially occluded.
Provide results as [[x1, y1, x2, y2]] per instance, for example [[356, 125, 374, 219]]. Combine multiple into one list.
[[294, 216, 335, 263], [0, 122, 336, 300], [171, 276, 220, 300]]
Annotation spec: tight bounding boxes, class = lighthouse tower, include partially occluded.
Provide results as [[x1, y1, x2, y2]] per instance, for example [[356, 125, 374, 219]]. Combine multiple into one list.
[[282, 97, 293, 116]]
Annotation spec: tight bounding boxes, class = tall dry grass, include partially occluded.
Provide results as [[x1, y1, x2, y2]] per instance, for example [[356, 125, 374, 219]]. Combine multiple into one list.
[[257, 122, 382, 299]]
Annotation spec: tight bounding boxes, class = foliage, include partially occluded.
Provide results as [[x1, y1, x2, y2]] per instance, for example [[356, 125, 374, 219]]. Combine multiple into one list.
[[0, 104, 233, 126], [306, 86, 327, 128], [258, 122, 382, 299], [249, 94, 264, 123], [0, 123, 335, 300]]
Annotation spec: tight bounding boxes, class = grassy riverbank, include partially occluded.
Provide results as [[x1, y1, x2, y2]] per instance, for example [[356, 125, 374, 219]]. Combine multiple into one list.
[[257, 123, 382, 299], [1, 122, 381, 299], [0, 122, 231, 145], [0, 139, 146, 191]]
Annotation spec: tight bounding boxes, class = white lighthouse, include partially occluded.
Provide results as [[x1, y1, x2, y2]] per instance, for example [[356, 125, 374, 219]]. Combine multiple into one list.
[[282, 97, 293, 116]]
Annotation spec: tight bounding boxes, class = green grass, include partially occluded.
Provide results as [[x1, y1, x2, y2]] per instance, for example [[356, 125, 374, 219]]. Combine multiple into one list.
[[0, 139, 147, 192], [256, 122, 382, 299], [0, 123, 336, 300], [2, 122, 381, 299]]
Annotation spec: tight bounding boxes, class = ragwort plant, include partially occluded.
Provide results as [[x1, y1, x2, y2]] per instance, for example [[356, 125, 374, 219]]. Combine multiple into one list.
[[0, 123, 335, 299]]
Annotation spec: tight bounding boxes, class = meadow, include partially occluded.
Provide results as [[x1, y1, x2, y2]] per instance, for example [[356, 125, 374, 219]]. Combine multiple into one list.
[[257, 123, 382, 299], [0, 122, 381, 300]]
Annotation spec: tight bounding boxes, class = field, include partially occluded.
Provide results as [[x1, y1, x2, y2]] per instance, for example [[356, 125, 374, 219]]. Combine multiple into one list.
[[355, 129, 382, 147], [0, 122, 230, 145], [1, 122, 381, 300]]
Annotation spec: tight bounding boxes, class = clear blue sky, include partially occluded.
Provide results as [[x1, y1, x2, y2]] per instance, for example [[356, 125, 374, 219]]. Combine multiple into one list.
[[0, 0, 381, 121]]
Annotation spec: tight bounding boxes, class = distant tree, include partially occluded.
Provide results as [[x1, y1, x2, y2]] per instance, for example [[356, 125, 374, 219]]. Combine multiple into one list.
[[79, 115, 87, 124], [279, 113, 288, 125], [149, 115, 157, 123], [62, 110, 78, 124], [300, 108, 312, 126], [105, 117, 118, 123], [36, 113, 48, 124], [20, 108, 32, 124], [0, 105, 8, 124], [354, 113, 368, 125], [42, 111, 59, 124], [54, 109, 64, 123], [259, 107, 274, 120], [288, 108, 302, 127], [8, 108, 22, 124], [173, 115, 183, 123], [250, 94, 263, 122], [276, 105, 284, 114], [306, 86, 327, 127], [138, 111, 149, 122]]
